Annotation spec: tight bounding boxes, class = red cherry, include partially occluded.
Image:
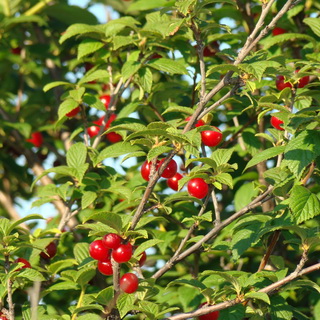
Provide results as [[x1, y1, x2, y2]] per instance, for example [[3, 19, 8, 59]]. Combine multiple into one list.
[[141, 160, 159, 181], [84, 63, 94, 72], [149, 53, 162, 60], [201, 127, 223, 147], [66, 106, 81, 117], [89, 240, 110, 261], [97, 260, 113, 275], [87, 125, 100, 138], [105, 114, 117, 128], [275, 75, 292, 91], [187, 178, 209, 199], [186, 116, 205, 128], [198, 303, 220, 320], [203, 41, 219, 57], [295, 70, 309, 88], [106, 132, 122, 143], [0, 314, 8, 320], [14, 258, 31, 271], [112, 243, 133, 263], [272, 27, 287, 36], [11, 47, 22, 55], [100, 95, 111, 110], [102, 233, 122, 250], [159, 159, 178, 179], [27, 132, 43, 148], [270, 116, 284, 131], [40, 242, 57, 260], [120, 273, 139, 293], [138, 251, 147, 267], [167, 172, 183, 191]]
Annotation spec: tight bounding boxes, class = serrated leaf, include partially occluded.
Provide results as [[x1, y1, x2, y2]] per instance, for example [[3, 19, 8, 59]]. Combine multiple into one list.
[[147, 58, 188, 75], [75, 268, 96, 286], [95, 287, 114, 305], [77, 314, 101, 320], [117, 293, 135, 319], [67, 142, 87, 169], [138, 67, 153, 93], [95, 142, 142, 165], [245, 291, 270, 304], [289, 186, 320, 224], [74, 243, 90, 264], [121, 60, 141, 81], [303, 17, 320, 37], [58, 99, 79, 120], [77, 38, 104, 60], [8, 214, 43, 234], [244, 146, 285, 171], [81, 191, 97, 210], [169, 278, 206, 290], [47, 259, 77, 275], [43, 81, 73, 92], [17, 268, 46, 281], [211, 148, 234, 166], [147, 146, 173, 162], [78, 70, 109, 85], [60, 23, 105, 44], [206, 64, 239, 77], [133, 239, 164, 258], [84, 212, 122, 233], [128, 0, 175, 12]]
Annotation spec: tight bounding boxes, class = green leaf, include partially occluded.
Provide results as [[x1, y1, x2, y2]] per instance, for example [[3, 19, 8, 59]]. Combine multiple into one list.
[[269, 296, 293, 320], [58, 99, 79, 120], [303, 17, 320, 37], [128, 0, 175, 12], [78, 70, 109, 85], [83, 93, 106, 112], [117, 293, 135, 319], [43, 81, 73, 92], [47, 260, 77, 275], [234, 183, 259, 212], [75, 267, 96, 287], [147, 58, 188, 75], [77, 314, 101, 320], [105, 17, 141, 37], [95, 287, 114, 305], [74, 243, 90, 264], [244, 146, 285, 171], [121, 60, 141, 82], [77, 38, 104, 60], [214, 173, 233, 189], [8, 214, 43, 234], [282, 130, 320, 179], [219, 305, 246, 320], [3, 15, 47, 28], [175, 0, 196, 15], [138, 68, 153, 93], [201, 271, 242, 294], [207, 64, 239, 77], [81, 191, 97, 210], [67, 142, 87, 169], [147, 146, 173, 161], [289, 186, 320, 224], [113, 35, 135, 50], [211, 148, 234, 167], [133, 239, 164, 258], [60, 23, 106, 44], [95, 142, 142, 165], [84, 212, 122, 233], [17, 268, 46, 281], [245, 291, 270, 304]]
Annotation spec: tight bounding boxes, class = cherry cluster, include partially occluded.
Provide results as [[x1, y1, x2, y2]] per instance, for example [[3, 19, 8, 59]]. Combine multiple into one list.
[[89, 233, 145, 294], [140, 116, 224, 199]]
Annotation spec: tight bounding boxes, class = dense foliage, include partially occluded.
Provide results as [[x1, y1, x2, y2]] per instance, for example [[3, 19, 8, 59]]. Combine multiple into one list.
[[0, 0, 320, 319]]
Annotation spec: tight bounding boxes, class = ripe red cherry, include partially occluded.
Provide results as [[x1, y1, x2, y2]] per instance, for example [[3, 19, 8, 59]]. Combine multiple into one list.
[[87, 125, 100, 138], [295, 70, 309, 88], [120, 273, 139, 293], [102, 233, 122, 250], [198, 303, 220, 320], [89, 240, 110, 261], [141, 160, 159, 181], [167, 172, 183, 191], [106, 132, 122, 143], [27, 132, 43, 148], [112, 243, 133, 263], [138, 251, 147, 267], [15, 258, 31, 270], [201, 127, 223, 147], [0, 314, 8, 320], [66, 106, 80, 117], [270, 116, 284, 131], [203, 41, 219, 57], [276, 75, 292, 91], [40, 242, 57, 260], [159, 159, 178, 179], [272, 27, 287, 36], [97, 260, 113, 275], [100, 95, 111, 110], [186, 116, 205, 128], [11, 47, 22, 55], [187, 178, 209, 199]]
